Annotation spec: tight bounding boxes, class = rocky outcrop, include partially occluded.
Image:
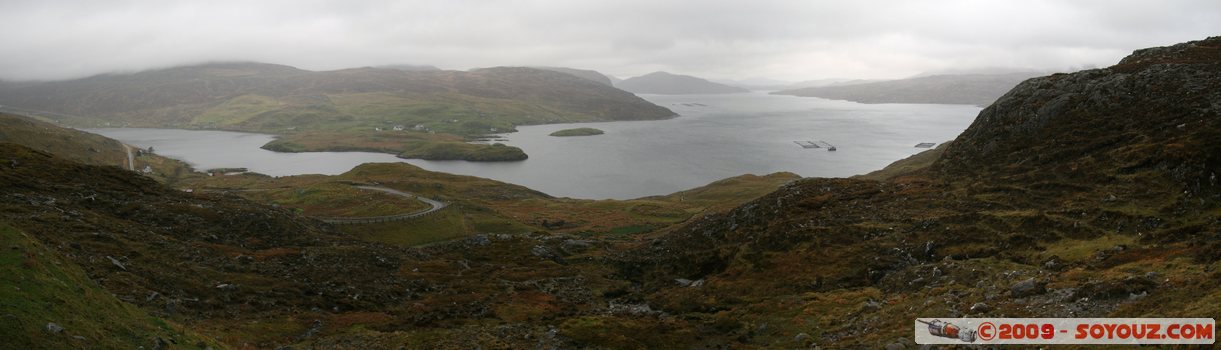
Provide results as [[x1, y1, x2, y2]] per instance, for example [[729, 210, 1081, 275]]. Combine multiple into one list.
[[617, 37, 1221, 347], [937, 37, 1221, 196]]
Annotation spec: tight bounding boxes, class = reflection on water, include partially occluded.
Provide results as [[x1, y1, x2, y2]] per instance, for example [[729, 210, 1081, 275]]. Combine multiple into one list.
[[89, 92, 980, 199]]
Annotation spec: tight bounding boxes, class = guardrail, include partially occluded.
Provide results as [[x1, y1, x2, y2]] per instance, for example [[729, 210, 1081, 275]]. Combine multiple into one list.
[[314, 203, 449, 225]]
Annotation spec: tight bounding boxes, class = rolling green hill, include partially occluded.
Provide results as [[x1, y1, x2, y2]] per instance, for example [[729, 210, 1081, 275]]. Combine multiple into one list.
[[0, 63, 675, 161]]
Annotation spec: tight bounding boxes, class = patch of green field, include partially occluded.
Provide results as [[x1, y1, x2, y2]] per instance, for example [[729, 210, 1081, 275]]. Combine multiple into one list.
[[607, 225, 654, 235], [340, 207, 470, 246], [192, 94, 281, 126], [327, 92, 568, 135], [1041, 234, 1137, 262]]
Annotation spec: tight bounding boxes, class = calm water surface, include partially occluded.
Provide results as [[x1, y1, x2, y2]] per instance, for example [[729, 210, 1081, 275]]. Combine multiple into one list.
[[89, 93, 981, 199]]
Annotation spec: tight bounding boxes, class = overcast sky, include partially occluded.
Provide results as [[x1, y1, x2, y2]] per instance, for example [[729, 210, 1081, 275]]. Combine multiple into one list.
[[1, 0, 1219, 82]]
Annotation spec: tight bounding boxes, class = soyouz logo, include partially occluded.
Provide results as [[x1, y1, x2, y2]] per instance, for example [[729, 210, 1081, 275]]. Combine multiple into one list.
[[914, 318, 1215, 345]]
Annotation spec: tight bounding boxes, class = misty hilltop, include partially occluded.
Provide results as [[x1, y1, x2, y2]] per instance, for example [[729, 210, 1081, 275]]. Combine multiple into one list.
[[530, 66, 615, 86], [772, 72, 1042, 106], [616, 71, 750, 95], [0, 62, 674, 128]]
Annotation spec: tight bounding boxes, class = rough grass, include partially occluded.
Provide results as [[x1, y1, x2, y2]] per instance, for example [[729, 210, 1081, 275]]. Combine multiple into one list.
[[0, 113, 205, 186], [0, 223, 224, 349], [853, 143, 947, 181]]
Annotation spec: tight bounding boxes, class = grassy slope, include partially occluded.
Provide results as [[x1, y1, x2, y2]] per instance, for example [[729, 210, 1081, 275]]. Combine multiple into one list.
[[185, 163, 799, 248], [852, 143, 948, 181], [0, 113, 205, 187], [0, 223, 225, 350]]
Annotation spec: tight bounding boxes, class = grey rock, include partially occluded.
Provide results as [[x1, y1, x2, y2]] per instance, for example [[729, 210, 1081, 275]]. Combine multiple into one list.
[[969, 302, 992, 313], [467, 234, 491, 246], [106, 256, 127, 271], [45, 322, 64, 334], [607, 301, 655, 316], [531, 245, 567, 264], [674, 278, 694, 287], [1011, 278, 1047, 297], [885, 342, 906, 350], [530, 245, 554, 259], [560, 239, 592, 254], [1043, 257, 1062, 270], [862, 300, 882, 312]]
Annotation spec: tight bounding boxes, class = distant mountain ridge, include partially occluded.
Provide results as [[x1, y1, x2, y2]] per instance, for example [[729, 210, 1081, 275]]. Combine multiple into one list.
[[617, 71, 749, 95], [530, 66, 614, 86], [772, 72, 1040, 105], [0, 62, 675, 161], [376, 63, 442, 72], [0, 62, 675, 129]]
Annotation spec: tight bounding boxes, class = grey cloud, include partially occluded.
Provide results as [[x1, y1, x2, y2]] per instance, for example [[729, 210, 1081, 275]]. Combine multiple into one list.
[[0, 0, 1218, 81]]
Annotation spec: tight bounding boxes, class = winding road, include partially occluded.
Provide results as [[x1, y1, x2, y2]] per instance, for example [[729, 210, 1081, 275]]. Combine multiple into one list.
[[315, 185, 448, 224], [122, 144, 135, 171]]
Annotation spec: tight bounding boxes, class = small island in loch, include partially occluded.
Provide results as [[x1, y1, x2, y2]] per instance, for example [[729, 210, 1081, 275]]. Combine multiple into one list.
[[549, 128, 605, 137]]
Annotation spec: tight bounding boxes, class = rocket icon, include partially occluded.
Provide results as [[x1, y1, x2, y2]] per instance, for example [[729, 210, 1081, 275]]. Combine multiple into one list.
[[918, 319, 977, 342]]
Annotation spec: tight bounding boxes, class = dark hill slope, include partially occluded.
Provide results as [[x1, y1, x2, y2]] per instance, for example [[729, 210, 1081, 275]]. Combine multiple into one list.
[[0, 142, 662, 348], [0, 113, 201, 185], [618, 37, 1220, 347], [0, 144, 408, 318]]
